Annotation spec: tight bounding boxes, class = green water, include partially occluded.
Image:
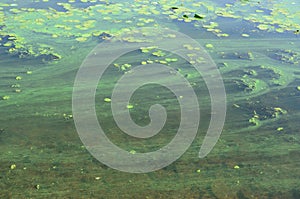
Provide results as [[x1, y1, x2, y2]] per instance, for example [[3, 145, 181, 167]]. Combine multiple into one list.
[[0, 0, 300, 198]]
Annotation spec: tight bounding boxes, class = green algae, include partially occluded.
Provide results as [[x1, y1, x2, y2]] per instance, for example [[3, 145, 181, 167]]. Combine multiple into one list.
[[205, 43, 214, 49], [268, 49, 300, 65], [1, 95, 10, 100], [237, 76, 258, 92], [152, 50, 166, 57], [0, 1, 300, 198], [0, 0, 299, 63], [103, 97, 111, 102]]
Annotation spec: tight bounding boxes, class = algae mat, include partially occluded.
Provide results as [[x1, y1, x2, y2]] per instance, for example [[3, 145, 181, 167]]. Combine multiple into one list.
[[0, 0, 300, 198]]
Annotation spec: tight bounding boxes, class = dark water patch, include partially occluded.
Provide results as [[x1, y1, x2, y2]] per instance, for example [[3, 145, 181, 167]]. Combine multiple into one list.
[[270, 79, 300, 113], [215, 16, 297, 39], [214, 0, 236, 7], [266, 48, 300, 65], [9, 0, 108, 13], [70, 1, 107, 9], [215, 17, 255, 38], [223, 64, 285, 84], [219, 51, 254, 60], [174, 20, 219, 40], [16, 0, 69, 12], [223, 78, 246, 94]]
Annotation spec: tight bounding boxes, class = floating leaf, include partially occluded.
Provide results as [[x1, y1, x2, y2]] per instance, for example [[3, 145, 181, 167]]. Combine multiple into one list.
[[205, 43, 214, 48]]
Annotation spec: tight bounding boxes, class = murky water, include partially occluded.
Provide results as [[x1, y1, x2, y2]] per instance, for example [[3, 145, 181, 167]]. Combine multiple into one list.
[[0, 0, 300, 198]]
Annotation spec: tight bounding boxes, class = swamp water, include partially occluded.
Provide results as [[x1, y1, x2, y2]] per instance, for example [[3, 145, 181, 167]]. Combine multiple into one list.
[[0, 0, 300, 198]]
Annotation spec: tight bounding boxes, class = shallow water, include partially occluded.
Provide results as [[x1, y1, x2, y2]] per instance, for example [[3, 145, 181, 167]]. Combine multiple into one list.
[[0, 0, 300, 198]]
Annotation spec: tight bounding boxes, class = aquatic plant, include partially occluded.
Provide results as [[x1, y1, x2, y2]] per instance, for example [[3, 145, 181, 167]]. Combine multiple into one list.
[[10, 164, 16, 170], [2, 95, 10, 100], [11, 84, 20, 88], [205, 44, 214, 49], [63, 113, 73, 120], [273, 107, 287, 117], [220, 51, 254, 60], [104, 97, 111, 102], [15, 76, 22, 80], [237, 76, 258, 92], [0, 1, 299, 198], [249, 116, 259, 126], [0, 0, 298, 64], [129, 150, 136, 154], [244, 69, 257, 76], [152, 50, 166, 57], [165, 58, 178, 62], [268, 49, 300, 65], [126, 104, 134, 109], [277, 127, 284, 131]]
